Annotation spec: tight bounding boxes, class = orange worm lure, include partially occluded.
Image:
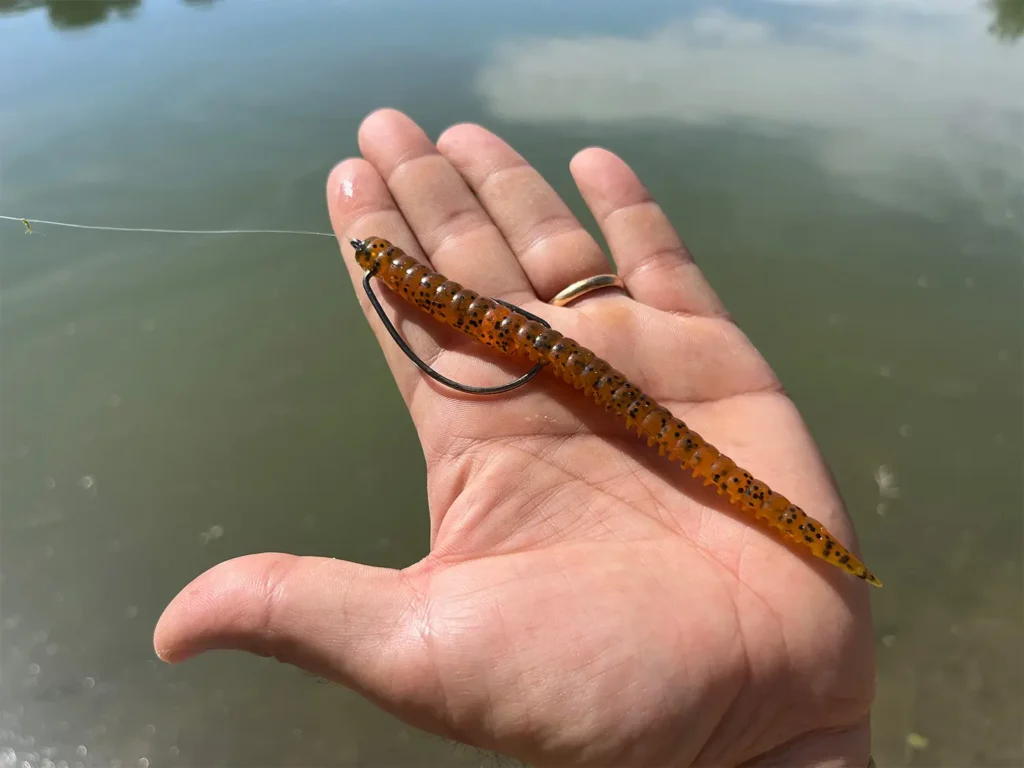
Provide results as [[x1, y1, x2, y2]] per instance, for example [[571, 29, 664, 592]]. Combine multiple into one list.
[[351, 237, 881, 587]]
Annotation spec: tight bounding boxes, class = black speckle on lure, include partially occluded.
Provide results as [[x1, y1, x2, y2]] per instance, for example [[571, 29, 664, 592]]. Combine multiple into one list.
[[350, 236, 882, 588]]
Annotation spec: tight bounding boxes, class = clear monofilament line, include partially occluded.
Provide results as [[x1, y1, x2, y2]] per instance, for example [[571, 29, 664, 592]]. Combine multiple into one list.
[[0, 214, 334, 238]]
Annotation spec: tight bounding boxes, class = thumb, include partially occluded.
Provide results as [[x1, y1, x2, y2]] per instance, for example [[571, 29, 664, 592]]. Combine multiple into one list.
[[153, 552, 424, 699]]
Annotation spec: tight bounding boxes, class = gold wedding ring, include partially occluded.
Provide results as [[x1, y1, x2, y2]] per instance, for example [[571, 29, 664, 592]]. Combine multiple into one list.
[[549, 274, 627, 307]]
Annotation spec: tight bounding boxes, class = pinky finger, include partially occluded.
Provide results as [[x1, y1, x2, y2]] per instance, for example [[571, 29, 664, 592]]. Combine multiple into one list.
[[570, 147, 727, 318]]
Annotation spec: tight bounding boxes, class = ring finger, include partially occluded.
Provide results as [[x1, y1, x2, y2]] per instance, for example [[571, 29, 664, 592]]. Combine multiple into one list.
[[570, 147, 727, 317]]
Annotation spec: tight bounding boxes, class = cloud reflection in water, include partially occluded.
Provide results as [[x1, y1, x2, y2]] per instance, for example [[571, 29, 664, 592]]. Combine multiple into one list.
[[475, 3, 1023, 231]]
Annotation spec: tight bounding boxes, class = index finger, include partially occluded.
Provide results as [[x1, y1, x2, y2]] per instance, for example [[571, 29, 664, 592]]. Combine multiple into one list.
[[326, 157, 542, 432], [326, 156, 446, 404]]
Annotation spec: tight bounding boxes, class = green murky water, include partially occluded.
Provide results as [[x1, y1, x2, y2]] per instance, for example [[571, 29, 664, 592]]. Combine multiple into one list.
[[1, 1, 1021, 765]]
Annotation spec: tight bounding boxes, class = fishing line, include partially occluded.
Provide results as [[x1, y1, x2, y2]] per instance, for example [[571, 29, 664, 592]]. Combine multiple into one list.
[[0, 214, 335, 238]]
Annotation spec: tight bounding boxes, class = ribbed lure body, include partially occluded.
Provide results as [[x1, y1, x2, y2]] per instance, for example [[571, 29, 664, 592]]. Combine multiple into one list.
[[353, 237, 881, 587]]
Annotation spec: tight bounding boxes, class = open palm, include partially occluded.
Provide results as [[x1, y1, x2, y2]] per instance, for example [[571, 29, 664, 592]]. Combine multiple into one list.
[[155, 109, 876, 767]]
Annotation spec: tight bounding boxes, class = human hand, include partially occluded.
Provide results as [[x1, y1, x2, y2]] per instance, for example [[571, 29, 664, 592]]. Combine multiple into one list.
[[154, 109, 876, 767]]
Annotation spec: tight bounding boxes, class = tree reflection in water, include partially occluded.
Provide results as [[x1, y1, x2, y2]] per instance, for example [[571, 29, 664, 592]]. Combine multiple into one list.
[[0, 0, 1019, 41], [0, 0, 220, 30], [988, 0, 1023, 42]]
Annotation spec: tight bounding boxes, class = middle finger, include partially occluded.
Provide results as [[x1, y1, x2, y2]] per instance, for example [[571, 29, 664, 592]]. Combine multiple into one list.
[[357, 109, 536, 306], [437, 123, 616, 302]]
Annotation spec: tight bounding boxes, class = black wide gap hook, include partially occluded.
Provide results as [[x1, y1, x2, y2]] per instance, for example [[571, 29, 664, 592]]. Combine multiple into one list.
[[362, 272, 549, 395]]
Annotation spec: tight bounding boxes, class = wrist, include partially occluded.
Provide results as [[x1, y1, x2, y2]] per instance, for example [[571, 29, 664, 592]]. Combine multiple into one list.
[[741, 719, 871, 768]]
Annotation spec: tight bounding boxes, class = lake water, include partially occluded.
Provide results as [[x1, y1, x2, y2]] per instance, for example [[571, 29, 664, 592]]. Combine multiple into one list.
[[1, 1, 1021, 765]]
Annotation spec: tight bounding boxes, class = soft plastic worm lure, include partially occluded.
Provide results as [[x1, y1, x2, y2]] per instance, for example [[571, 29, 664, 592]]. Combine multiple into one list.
[[352, 236, 881, 587]]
